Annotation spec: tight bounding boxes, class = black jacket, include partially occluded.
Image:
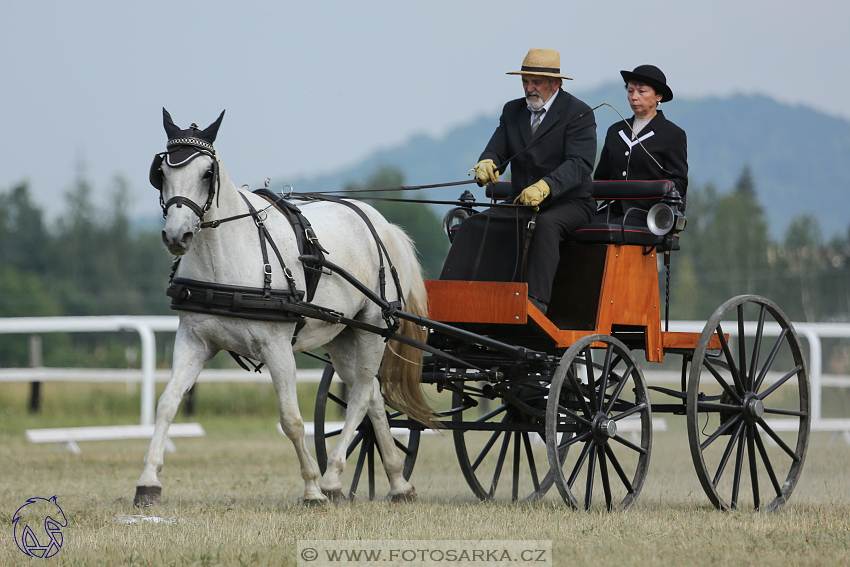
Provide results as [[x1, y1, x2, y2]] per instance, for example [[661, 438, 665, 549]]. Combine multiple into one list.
[[594, 109, 688, 204], [480, 89, 597, 207]]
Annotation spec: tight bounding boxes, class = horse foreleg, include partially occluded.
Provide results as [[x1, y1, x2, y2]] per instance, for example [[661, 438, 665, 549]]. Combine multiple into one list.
[[134, 331, 211, 506], [365, 378, 417, 501]]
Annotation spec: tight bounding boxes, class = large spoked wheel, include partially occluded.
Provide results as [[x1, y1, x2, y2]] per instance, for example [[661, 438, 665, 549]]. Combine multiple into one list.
[[451, 378, 559, 502], [313, 364, 421, 501], [687, 295, 810, 511], [546, 335, 652, 511]]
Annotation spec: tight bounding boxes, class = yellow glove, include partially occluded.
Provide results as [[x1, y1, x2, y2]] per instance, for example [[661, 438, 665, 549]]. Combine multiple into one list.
[[514, 180, 550, 206], [470, 159, 499, 186]]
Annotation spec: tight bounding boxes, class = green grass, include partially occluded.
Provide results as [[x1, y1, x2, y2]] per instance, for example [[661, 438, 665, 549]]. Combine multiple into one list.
[[1, 383, 848, 566]]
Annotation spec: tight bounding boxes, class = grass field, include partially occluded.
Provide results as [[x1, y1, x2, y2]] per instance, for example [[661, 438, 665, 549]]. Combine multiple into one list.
[[1, 381, 849, 566]]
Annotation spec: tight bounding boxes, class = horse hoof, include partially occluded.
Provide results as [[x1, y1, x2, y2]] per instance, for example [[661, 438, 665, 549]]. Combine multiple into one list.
[[322, 489, 346, 504], [134, 486, 162, 507], [302, 497, 329, 507], [389, 487, 417, 503]]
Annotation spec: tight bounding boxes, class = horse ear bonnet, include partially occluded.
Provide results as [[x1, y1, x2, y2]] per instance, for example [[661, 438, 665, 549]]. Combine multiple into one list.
[[151, 109, 226, 190]]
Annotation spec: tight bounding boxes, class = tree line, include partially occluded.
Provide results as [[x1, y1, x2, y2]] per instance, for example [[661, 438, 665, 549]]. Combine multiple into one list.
[[0, 166, 847, 367]]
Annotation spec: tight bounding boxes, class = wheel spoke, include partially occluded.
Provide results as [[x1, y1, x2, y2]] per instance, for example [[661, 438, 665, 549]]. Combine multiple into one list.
[[567, 366, 594, 417], [512, 432, 521, 501], [604, 363, 635, 414], [349, 437, 368, 499], [393, 436, 413, 455], [700, 414, 743, 450], [599, 448, 613, 511], [611, 402, 647, 422], [471, 430, 502, 473], [475, 404, 509, 423], [604, 444, 634, 494], [749, 304, 767, 391], [558, 430, 592, 451], [367, 438, 376, 501], [489, 429, 512, 497], [584, 445, 597, 510], [583, 349, 599, 412], [754, 428, 783, 497], [756, 419, 800, 461], [747, 425, 760, 510], [753, 328, 789, 392], [717, 323, 746, 394], [703, 359, 743, 404], [763, 407, 807, 417], [345, 431, 364, 459], [598, 344, 614, 410], [611, 434, 648, 455], [713, 421, 745, 487], [554, 404, 592, 427], [567, 441, 593, 488], [730, 424, 747, 510], [757, 366, 803, 400], [737, 305, 748, 392], [522, 432, 541, 493], [327, 391, 347, 409]]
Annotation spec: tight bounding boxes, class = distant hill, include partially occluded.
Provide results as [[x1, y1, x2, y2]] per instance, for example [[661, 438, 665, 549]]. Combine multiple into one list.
[[275, 85, 850, 238]]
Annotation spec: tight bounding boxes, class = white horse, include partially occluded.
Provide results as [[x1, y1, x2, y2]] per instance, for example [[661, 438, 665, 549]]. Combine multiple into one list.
[[135, 109, 432, 506]]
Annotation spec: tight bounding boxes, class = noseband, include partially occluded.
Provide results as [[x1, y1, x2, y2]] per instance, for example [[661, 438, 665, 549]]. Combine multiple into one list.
[[150, 136, 220, 222]]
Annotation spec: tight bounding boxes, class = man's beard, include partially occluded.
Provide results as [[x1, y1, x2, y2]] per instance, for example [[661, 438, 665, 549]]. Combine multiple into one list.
[[526, 91, 545, 111]]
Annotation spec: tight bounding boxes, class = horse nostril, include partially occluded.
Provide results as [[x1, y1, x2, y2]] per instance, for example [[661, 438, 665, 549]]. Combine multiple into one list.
[[181, 232, 194, 246], [161, 230, 170, 246]]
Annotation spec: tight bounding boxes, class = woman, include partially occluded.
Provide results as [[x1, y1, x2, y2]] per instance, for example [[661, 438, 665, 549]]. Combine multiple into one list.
[[594, 65, 688, 214]]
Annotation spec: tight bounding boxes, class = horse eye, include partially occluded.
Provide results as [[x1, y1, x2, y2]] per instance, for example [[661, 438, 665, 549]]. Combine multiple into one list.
[[202, 170, 212, 179]]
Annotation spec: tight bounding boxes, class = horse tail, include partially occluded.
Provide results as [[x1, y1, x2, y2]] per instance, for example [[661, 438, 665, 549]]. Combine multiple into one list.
[[380, 226, 442, 429]]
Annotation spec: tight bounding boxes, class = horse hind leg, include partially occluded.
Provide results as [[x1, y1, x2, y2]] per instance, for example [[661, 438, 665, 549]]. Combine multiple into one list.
[[365, 377, 417, 502], [323, 331, 416, 502], [135, 329, 212, 506]]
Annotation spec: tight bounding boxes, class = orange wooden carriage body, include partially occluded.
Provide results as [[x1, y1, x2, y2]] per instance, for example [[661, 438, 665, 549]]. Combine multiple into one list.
[[426, 241, 718, 361]]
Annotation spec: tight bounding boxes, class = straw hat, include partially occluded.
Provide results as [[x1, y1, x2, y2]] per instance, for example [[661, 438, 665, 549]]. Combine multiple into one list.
[[507, 48, 573, 80]]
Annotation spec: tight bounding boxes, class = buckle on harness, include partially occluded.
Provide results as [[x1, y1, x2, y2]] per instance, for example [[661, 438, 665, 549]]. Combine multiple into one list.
[[283, 267, 295, 283], [264, 264, 273, 276]]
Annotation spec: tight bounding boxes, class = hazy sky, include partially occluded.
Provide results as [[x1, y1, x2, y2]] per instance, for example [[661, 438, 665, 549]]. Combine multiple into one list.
[[3, 0, 848, 219]]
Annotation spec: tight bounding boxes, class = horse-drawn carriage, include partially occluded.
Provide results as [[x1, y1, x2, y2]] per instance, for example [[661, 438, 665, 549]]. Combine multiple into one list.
[[140, 110, 809, 513], [312, 179, 810, 512]]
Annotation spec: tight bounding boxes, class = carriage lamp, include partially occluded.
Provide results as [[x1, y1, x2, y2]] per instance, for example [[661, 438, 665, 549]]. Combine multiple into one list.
[[442, 190, 477, 242], [646, 186, 687, 236]]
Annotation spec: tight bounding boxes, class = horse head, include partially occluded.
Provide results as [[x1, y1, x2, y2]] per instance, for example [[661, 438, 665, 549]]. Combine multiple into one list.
[[152, 108, 225, 255]]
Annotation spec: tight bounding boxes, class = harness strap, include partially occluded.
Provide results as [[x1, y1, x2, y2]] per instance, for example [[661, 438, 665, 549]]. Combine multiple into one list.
[[238, 194, 299, 300], [297, 194, 405, 307]]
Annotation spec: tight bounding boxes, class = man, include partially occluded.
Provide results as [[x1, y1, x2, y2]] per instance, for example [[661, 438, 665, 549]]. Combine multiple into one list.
[[471, 48, 597, 314]]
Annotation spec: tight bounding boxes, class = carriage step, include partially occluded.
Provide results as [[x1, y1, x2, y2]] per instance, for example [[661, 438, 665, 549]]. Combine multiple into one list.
[[25, 423, 206, 454]]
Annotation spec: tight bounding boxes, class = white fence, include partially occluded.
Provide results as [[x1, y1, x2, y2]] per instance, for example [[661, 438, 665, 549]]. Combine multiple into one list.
[[1, 317, 848, 440]]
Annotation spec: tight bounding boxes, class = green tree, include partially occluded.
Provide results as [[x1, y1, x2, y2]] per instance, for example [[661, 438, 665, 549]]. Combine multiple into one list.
[[344, 165, 449, 279]]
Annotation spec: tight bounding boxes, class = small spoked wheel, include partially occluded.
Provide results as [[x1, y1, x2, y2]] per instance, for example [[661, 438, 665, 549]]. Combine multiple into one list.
[[313, 363, 420, 501], [452, 379, 559, 502], [687, 295, 810, 511], [545, 335, 652, 511]]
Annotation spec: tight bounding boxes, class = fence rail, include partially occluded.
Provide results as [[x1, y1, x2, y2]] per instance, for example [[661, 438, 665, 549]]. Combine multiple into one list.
[[1, 317, 848, 437]]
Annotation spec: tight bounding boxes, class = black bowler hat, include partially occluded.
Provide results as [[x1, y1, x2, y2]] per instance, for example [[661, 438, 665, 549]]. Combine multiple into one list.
[[620, 65, 673, 102]]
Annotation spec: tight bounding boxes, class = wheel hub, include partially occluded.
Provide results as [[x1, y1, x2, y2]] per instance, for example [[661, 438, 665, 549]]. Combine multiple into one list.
[[592, 413, 617, 443], [744, 395, 764, 423]]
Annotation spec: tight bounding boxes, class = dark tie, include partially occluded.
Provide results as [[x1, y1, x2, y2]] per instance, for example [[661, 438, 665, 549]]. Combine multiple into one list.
[[531, 110, 545, 135]]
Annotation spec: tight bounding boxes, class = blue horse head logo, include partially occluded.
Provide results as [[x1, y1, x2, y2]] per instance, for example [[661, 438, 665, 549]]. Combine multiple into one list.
[[12, 496, 67, 558]]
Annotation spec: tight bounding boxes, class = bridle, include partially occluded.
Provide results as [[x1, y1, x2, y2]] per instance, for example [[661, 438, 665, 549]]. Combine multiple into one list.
[[150, 135, 220, 224]]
